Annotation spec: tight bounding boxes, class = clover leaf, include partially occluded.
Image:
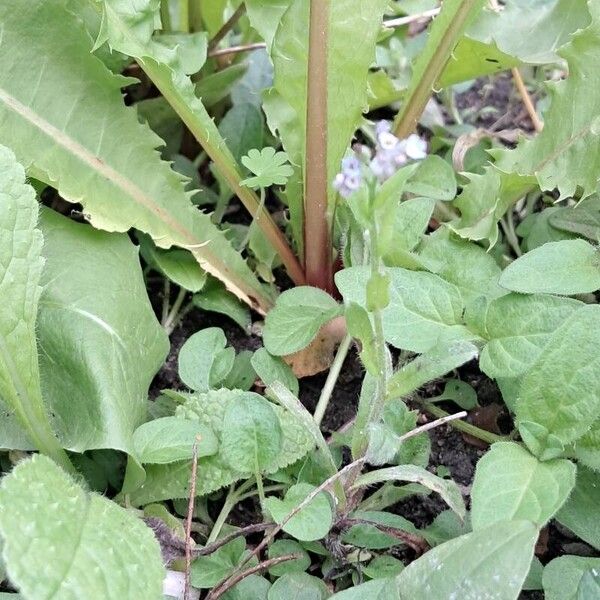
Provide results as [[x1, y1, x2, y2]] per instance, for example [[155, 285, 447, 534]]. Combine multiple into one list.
[[241, 147, 294, 189]]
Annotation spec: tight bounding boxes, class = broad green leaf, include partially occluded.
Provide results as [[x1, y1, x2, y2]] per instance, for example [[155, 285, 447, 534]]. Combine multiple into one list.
[[139, 234, 206, 292], [252, 0, 389, 214], [0, 0, 271, 312], [267, 540, 311, 576], [384, 197, 435, 258], [478, 293, 581, 378], [494, 3, 600, 202], [127, 389, 313, 504], [0, 455, 164, 599], [418, 230, 505, 302], [516, 305, 600, 453], [557, 467, 600, 551], [221, 392, 282, 473], [578, 569, 600, 599], [0, 146, 66, 464], [251, 348, 299, 396], [387, 341, 479, 400], [336, 266, 472, 353], [518, 206, 577, 252], [404, 156, 457, 201], [550, 200, 600, 242], [264, 483, 333, 542], [331, 579, 399, 599], [178, 328, 234, 392], [429, 380, 478, 411], [191, 535, 247, 589], [395, 520, 537, 600], [449, 169, 534, 247], [544, 556, 600, 600], [341, 511, 419, 551], [132, 416, 217, 464], [363, 556, 404, 580], [438, 37, 519, 88], [192, 277, 251, 332], [353, 466, 465, 520], [37, 208, 168, 454], [499, 240, 600, 295], [223, 350, 256, 392], [470, 442, 575, 529], [468, 0, 590, 65], [263, 287, 342, 356], [422, 510, 471, 548], [574, 420, 600, 471], [225, 575, 271, 600], [267, 573, 330, 600]]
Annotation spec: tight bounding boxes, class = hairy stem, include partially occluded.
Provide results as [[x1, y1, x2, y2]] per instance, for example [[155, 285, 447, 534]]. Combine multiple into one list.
[[160, 0, 172, 31], [313, 334, 352, 426], [304, 0, 333, 292]]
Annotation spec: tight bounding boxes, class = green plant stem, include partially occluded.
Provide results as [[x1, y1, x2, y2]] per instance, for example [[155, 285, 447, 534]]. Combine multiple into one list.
[[208, 3, 247, 52], [240, 186, 265, 250], [393, 0, 485, 138], [304, 0, 333, 293], [189, 0, 202, 32], [164, 286, 187, 334], [501, 209, 522, 257], [179, 0, 189, 32], [421, 402, 508, 445], [365, 228, 389, 429], [207, 480, 253, 544], [21, 414, 74, 475], [161, 278, 171, 323], [313, 334, 352, 426], [160, 0, 172, 31]]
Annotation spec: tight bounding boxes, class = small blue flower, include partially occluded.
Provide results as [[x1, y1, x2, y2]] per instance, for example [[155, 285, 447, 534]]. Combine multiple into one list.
[[333, 155, 363, 198], [370, 121, 428, 182]]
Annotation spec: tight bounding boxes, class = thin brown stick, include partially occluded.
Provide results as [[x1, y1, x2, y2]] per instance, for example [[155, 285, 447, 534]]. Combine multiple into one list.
[[383, 7, 441, 29], [184, 441, 199, 600], [511, 67, 544, 133], [193, 523, 274, 557], [208, 42, 266, 59], [208, 3, 247, 52], [206, 554, 301, 599]]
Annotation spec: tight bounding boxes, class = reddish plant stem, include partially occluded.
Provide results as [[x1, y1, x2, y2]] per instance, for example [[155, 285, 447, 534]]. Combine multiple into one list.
[[304, 0, 333, 293]]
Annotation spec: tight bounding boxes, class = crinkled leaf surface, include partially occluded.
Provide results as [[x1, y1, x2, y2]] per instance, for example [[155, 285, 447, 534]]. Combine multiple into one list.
[[499, 240, 600, 295], [478, 293, 582, 378], [220, 392, 282, 473], [127, 389, 313, 505], [516, 305, 600, 453], [396, 520, 537, 600], [544, 556, 600, 600], [36, 208, 169, 453], [336, 266, 472, 353], [0, 454, 164, 599], [557, 467, 600, 551], [0, 0, 269, 311], [471, 442, 575, 529]]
